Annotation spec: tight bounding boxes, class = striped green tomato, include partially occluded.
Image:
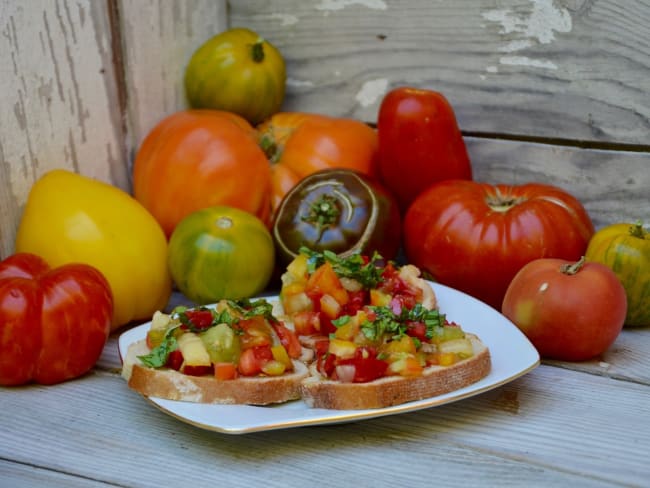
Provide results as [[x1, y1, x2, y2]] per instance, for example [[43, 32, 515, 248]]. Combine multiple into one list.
[[168, 206, 275, 305], [585, 221, 650, 327], [184, 27, 286, 125]]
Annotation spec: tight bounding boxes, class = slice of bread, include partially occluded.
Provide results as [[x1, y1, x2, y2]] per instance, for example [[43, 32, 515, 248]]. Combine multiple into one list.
[[122, 339, 309, 405], [300, 334, 491, 410]]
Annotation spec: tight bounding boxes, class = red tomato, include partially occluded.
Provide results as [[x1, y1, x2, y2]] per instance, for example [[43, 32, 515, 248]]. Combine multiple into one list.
[[257, 112, 379, 213], [183, 310, 213, 330], [404, 180, 595, 310], [377, 87, 472, 211], [133, 110, 272, 237], [238, 345, 274, 376], [502, 257, 626, 361], [271, 322, 302, 359], [0, 253, 113, 386]]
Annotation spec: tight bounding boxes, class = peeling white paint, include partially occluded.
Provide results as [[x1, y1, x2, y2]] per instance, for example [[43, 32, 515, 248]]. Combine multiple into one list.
[[355, 78, 389, 107], [287, 78, 315, 88], [269, 13, 299, 26], [500, 55, 558, 70], [316, 0, 387, 11], [482, 0, 571, 71]]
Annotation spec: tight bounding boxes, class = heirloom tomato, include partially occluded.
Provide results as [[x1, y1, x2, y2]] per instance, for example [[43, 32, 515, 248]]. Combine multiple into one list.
[[15, 170, 171, 329], [184, 27, 286, 125], [168, 206, 275, 304], [404, 180, 594, 310], [377, 87, 472, 211], [272, 168, 401, 265], [0, 253, 113, 385], [585, 221, 650, 327], [502, 257, 626, 361], [133, 110, 272, 236], [257, 112, 379, 214]]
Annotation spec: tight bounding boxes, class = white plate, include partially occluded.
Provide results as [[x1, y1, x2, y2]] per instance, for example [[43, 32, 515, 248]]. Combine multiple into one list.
[[118, 282, 539, 434]]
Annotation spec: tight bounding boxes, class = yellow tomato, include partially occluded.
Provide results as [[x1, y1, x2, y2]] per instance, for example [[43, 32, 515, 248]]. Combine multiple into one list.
[[15, 169, 172, 329]]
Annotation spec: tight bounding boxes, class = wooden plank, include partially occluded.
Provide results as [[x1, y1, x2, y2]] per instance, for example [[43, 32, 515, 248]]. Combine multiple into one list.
[[230, 0, 650, 146], [0, 367, 644, 486], [0, 0, 127, 259], [0, 460, 113, 488], [466, 137, 650, 229], [117, 0, 227, 156]]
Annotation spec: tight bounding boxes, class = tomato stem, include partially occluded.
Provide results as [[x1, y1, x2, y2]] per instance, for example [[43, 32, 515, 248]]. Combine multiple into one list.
[[251, 39, 265, 63], [301, 194, 341, 242], [560, 256, 586, 275], [629, 220, 647, 239]]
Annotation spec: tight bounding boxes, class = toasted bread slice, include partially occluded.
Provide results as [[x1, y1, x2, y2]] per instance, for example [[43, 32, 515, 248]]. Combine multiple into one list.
[[122, 339, 309, 405], [300, 334, 491, 410]]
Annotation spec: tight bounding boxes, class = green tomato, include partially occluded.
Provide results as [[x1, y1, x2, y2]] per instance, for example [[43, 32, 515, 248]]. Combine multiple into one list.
[[184, 27, 286, 125], [585, 221, 650, 327], [168, 206, 275, 304]]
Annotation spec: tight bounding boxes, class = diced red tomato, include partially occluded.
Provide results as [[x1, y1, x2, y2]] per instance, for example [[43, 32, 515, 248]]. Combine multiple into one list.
[[293, 310, 321, 335], [182, 364, 213, 376], [341, 290, 367, 316], [165, 350, 183, 371], [238, 345, 274, 376], [317, 351, 336, 377], [214, 362, 237, 380], [406, 320, 428, 341], [238, 316, 273, 349], [340, 355, 388, 383], [184, 310, 213, 330], [272, 322, 302, 358]]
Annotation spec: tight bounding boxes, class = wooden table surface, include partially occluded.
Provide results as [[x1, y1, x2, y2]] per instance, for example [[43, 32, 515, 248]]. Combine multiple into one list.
[[2, 293, 649, 488]]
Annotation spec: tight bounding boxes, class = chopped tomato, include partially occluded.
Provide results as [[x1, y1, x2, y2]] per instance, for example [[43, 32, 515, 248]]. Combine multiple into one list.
[[341, 290, 367, 316], [293, 310, 321, 335], [238, 316, 273, 349], [238, 345, 274, 376], [214, 362, 237, 380], [184, 309, 214, 330], [317, 351, 336, 377], [182, 364, 213, 376], [306, 262, 349, 305], [165, 349, 183, 371], [272, 322, 302, 358], [340, 355, 388, 383], [406, 321, 428, 341]]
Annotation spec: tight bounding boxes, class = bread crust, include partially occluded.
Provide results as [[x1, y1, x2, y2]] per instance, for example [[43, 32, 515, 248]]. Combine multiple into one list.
[[122, 339, 309, 405], [300, 334, 491, 410]]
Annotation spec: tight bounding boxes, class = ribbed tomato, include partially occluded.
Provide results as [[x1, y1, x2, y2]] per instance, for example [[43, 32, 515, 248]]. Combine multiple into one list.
[[133, 110, 271, 237], [257, 112, 379, 214], [585, 221, 649, 327], [184, 28, 286, 125], [404, 180, 595, 310], [167, 206, 275, 304]]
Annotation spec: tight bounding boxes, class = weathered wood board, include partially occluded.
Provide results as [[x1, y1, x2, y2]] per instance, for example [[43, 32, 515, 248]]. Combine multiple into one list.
[[0, 0, 226, 258]]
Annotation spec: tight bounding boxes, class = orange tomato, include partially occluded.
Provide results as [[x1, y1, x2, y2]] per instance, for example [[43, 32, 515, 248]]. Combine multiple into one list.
[[133, 110, 271, 237], [257, 112, 378, 213]]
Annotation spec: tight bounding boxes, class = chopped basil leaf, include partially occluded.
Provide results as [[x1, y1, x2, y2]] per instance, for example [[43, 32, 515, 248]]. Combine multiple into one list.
[[299, 247, 385, 288], [137, 327, 179, 368]]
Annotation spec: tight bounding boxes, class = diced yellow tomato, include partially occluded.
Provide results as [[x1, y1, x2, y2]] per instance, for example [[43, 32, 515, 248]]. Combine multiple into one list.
[[328, 338, 357, 359], [271, 344, 292, 369], [370, 289, 392, 307], [381, 335, 417, 356], [281, 290, 313, 315], [261, 359, 287, 376], [213, 362, 237, 380], [320, 293, 341, 319], [438, 338, 473, 358], [293, 311, 321, 335], [427, 352, 458, 366], [177, 332, 211, 367], [286, 253, 309, 280], [334, 319, 360, 341], [388, 356, 423, 377], [307, 262, 349, 305]]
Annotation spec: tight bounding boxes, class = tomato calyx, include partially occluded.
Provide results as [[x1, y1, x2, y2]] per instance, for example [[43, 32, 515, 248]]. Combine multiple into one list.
[[560, 256, 586, 276], [485, 189, 527, 213], [301, 194, 342, 240], [629, 221, 648, 239], [250, 38, 266, 63]]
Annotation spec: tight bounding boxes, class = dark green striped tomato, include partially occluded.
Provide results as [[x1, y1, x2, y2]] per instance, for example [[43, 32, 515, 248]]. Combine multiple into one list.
[[585, 221, 650, 327], [168, 206, 275, 304], [184, 28, 286, 125]]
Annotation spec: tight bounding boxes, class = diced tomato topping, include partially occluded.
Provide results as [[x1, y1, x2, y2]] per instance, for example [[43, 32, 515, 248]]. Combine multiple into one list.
[[238, 345, 274, 376], [341, 290, 368, 316], [293, 311, 321, 335], [272, 322, 302, 358], [406, 320, 428, 341], [319, 312, 338, 335], [238, 316, 273, 349], [339, 356, 388, 383], [214, 362, 237, 380], [314, 338, 330, 356], [317, 352, 336, 377], [165, 350, 183, 371], [184, 310, 213, 330], [182, 364, 213, 376]]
